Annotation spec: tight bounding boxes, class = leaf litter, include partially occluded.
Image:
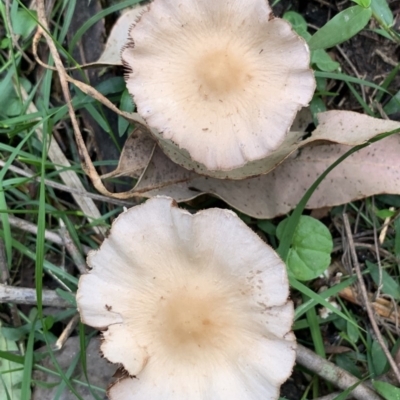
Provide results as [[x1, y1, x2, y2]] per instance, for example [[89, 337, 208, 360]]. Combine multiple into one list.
[[106, 111, 400, 218]]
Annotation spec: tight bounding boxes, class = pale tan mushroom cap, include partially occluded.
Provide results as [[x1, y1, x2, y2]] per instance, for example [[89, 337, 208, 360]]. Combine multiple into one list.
[[122, 0, 315, 171], [77, 197, 295, 399]]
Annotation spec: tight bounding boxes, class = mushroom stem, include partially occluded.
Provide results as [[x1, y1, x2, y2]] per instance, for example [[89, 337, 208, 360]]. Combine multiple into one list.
[[0, 284, 73, 308], [296, 344, 381, 400]]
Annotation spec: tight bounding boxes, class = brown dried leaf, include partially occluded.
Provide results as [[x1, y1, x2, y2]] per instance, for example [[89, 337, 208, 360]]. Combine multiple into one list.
[[101, 127, 156, 180], [88, 5, 149, 66], [145, 134, 400, 218], [134, 146, 195, 192]]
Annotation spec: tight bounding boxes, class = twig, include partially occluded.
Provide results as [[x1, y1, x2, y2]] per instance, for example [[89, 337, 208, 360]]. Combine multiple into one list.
[[4, 0, 34, 65], [370, 198, 383, 299], [0, 160, 135, 207], [332, 241, 396, 261], [296, 343, 381, 400], [336, 45, 366, 103], [375, 49, 398, 67], [343, 213, 400, 384], [8, 214, 64, 247], [65, 74, 146, 125], [0, 239, 8, 284], [35, 1, 145, 201], [0, 239, 24, 351], [339, 286, 400, 327], [379, 207, 395, 245], [0, 283, 73, 308], [16, 83, 106, 236], [53, 313, 80, 350], [59, 220, 87, 274], [32, 26, 146, 125]]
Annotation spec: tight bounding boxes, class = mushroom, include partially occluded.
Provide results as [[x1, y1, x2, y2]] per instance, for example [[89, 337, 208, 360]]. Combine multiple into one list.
[[77, 197, 295, 399], [122, 0, 315, 173]]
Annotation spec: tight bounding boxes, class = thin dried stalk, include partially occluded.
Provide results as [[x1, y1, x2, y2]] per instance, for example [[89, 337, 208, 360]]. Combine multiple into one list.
[[59, 220, 87, 274], [53, 314, 80, 350], [34, 8, 150, 201], [343, 213, 400, 384], [0, 160, 135, 207]]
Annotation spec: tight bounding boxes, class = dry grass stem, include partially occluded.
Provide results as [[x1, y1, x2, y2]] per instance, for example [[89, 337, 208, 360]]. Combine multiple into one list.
[[0, 160, 135, 207], [336, 45, 366, 102], [343, 213, 400, 384], [379, 207, 395, 244], [53, 313, 80, 350], [34, 4, 154, 201], [16, 82, 106, 236], [65, 74, 146, 125], [59, 219, 88, 274], [333, 241, 396, 261]]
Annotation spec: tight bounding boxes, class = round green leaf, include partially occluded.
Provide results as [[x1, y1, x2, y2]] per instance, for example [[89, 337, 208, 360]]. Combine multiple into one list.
[[277, 215, 333, 281]]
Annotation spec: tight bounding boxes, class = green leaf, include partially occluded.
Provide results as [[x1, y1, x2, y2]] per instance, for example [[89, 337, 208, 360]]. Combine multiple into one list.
[[55, 289, 77, 307], [335, 353, 363, 378], [257, 220, 276, 236], [375, 208, 396, 219], [312, 49, 340, 72], [373, 28, 395, 41], [118, 89, 135, 137], [283, 11, 309, 38], [352, 0, 371, 7], [370, 339, 389, 375], [277, 216, 333, 281], [347, 319, 360, 343], [367, 260, 400, 300], [384, 90, 400, 116], [310, 97, 327, 125], [0, 322, 23, 400], [373, 381, 400, 399], [308, 6, 372, 50], [371, 0, 394, 27], [11, 9, 37, 39]]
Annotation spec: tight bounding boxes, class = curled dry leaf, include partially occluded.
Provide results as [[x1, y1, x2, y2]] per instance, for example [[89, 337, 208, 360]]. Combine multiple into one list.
[[149, 134, 400, 218], [134, 146, 195, 192], [139, 111, 400, 218], [101, 126, 156, 180], [97, 111, 400, 216], [83, 5, 149, 67]]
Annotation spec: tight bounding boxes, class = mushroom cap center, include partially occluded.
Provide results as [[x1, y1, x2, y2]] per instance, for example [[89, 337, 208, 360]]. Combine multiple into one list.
[[160, 291, 225, 349], [195, 49, 251, 98]]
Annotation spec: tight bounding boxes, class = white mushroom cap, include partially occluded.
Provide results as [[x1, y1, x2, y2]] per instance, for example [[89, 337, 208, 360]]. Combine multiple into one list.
[[122, 0, 315, 171], [77, 197, 295, 400]]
